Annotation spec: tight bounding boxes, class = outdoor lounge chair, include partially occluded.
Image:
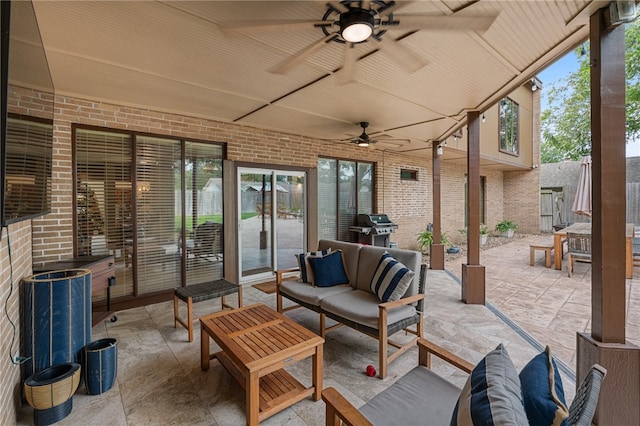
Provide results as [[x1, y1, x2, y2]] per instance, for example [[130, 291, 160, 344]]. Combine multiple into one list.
[[567, 232, 592, 277], [322, 338, 607, 426]]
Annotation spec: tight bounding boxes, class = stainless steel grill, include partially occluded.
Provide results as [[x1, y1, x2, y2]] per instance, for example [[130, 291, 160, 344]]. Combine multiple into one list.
[[349, 214, 398, 247]]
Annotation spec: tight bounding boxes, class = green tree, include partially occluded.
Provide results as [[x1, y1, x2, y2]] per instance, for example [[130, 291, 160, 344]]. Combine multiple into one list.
[[541, 21, 640, 163]]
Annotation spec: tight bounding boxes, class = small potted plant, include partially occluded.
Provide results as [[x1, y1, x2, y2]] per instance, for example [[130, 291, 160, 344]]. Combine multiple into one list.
[[480, 224, 489, 246], [416, 229, 434, 255], [495, 220, 517, 238]]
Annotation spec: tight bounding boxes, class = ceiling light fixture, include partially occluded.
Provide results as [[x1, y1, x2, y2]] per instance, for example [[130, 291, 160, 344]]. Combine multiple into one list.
[[357, 140, 370, 147], [340, 9, 374, 43]]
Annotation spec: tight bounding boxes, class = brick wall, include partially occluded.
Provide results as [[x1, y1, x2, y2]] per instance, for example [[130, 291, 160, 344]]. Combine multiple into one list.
[[0, 222, 33, 426]]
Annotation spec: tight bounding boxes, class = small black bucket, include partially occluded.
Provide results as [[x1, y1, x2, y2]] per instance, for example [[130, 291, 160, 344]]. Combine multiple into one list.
[[83, 338, 118, 395]]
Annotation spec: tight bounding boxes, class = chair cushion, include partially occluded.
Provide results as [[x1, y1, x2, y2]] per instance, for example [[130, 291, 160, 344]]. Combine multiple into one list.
[[360, 365, 462, 425], [279, 279, 352, 307], [295, 249, 329, 284], [308, 250, 350, 287], [451, 344, 528, 426], [320, 289, 416, 330], [519, 346, 568, 426], [370, 252, 415, 302]]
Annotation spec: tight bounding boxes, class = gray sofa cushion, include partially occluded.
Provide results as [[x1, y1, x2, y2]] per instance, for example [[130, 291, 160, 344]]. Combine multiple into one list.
[[318, 239, 362, 288], [357, 245, 421, 295], [320, 289, 417, 329], [360, 365, 462, 425], [279, 279, 352, 307]]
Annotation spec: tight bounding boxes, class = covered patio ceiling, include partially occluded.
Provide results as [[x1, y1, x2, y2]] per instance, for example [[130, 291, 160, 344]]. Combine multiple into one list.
[[28, 1, 608, 159]]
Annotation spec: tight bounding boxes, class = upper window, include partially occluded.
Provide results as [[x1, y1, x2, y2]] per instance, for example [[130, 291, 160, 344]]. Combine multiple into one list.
[[499, 97, 519, 156]]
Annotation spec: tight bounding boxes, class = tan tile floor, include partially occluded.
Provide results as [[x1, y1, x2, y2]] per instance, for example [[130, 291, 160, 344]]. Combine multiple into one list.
[[19, 234, 637, 425]]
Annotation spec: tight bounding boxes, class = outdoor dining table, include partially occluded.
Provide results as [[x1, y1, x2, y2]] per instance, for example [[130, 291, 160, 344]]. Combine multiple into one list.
[[553, 222, 635, 278]]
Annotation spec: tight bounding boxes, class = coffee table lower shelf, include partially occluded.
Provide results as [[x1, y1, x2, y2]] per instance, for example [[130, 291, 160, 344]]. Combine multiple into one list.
[[215, 351, 314, 421]]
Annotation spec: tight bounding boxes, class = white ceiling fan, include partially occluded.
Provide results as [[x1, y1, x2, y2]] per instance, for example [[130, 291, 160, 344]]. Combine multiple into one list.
[[221, 1, 498, 82]]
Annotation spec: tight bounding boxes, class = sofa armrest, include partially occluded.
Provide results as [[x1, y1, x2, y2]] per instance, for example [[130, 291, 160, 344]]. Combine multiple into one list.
[[378, 293, 426, 311], [275, 267, 300, 286], [417, 338, 474, 373], [322, 387, 373, 426]]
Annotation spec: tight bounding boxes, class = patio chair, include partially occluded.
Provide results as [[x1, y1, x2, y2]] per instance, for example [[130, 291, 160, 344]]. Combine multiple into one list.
[[567, 232, 592, 277], [633, 237, 640, 268], [187, 221, 223, 264]]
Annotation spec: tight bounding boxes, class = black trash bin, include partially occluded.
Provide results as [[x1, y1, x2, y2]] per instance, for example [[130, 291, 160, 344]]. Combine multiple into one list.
[[83, 338, 118, 395]]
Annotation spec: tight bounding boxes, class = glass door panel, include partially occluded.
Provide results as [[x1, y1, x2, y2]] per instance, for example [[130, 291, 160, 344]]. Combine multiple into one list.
[[239, 170, 273, 277], [238, 168, 305, 281], [275, 173, 304, 270]]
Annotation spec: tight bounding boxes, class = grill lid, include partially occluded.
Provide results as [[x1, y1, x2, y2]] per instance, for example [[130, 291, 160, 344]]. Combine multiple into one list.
[[357, 214, 394, 227]]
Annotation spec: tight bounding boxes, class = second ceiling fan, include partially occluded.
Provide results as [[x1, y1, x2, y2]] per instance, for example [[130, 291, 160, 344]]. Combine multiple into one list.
[[222, 1, 498, 82]]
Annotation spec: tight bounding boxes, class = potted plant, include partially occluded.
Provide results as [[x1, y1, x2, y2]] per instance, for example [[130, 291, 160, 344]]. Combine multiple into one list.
[[416, 229, 451, 254], [495, 220, 517, 238], [480, 224, 489, 246], [416, 229, 434, 254]]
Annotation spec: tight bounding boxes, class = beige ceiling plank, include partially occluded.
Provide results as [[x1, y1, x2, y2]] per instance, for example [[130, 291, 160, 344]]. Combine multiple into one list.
[[468, 33, 520, 76]]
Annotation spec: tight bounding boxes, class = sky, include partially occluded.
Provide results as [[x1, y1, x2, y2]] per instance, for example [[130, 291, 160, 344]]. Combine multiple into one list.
[[535, 50, 640, 157]]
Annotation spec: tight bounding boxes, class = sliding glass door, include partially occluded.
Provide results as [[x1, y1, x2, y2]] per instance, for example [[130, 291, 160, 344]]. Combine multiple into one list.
[[238, 168, 305, 282]]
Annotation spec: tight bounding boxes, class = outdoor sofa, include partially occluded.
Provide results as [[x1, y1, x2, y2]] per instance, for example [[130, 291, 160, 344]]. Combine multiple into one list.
[[322, 338, 607, 426], [276, 239, 426, 379]]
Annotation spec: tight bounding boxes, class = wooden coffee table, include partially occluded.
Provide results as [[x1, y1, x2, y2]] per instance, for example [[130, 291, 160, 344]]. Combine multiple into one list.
[[200, 303, 324, 425]]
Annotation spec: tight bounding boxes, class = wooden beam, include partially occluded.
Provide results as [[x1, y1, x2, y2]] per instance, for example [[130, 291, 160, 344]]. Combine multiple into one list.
[[462, 111, 485, 304], [431, 142, 444, 270], [589, 7, 626, 344]]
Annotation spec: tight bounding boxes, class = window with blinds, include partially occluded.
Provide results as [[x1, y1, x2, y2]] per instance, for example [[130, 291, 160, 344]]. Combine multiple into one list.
[[3, 116, 53, 224], [75, 128, 133, 299], [318, 159, 337, 240], [135, 136, 182, 294], [75, 126, 224, 303], [318, 158, 374, 241], [184, 142, 223, 285]]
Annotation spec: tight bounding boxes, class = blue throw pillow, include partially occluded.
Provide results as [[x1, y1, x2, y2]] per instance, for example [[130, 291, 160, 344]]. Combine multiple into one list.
[[307, 250, 350, 287], [295, 250, 329, 284], [519, 346, 568, 426], [370, 252, 415, 302], [451, 344, 528, 426]]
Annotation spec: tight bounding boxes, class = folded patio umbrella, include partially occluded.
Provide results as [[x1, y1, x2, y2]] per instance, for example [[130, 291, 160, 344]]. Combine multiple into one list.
[[572, 155, 592, 217]]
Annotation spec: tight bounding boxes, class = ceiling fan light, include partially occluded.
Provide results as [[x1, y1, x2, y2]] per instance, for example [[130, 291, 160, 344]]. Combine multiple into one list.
[[340, 10, 374, 43], [357, 140, 370, 147]]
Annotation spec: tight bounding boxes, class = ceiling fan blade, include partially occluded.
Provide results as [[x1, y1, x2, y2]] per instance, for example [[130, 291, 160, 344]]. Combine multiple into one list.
[[378, 2, 400, 17], [337, 43, 358, 85], [373, 37, 428, 74], [327, 2, 349, 13], [270, 33, 338, 74], [221, 20, 333, 35], [391, 14, 497, 33]]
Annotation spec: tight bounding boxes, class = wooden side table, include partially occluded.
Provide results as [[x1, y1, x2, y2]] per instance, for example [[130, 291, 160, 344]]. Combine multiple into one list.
[[200, 304, 324, 425]]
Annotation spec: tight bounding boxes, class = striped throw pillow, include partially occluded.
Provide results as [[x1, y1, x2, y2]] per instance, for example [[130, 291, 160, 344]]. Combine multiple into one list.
[[369, 252, 415, 302]]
